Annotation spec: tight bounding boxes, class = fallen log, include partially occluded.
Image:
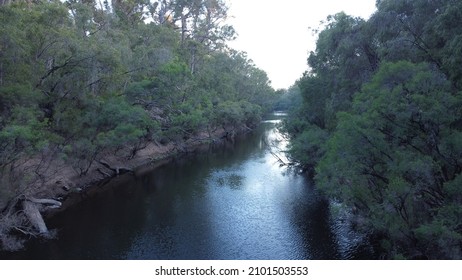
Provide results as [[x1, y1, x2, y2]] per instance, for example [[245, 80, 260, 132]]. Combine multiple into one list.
[[22, 201, 48, 234], [96, 167, 112, 178], [27, 197, 62, 208], [98, 160, 133, 176]]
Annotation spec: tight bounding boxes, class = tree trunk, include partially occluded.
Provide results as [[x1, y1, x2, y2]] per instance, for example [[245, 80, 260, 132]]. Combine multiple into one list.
[[98, 160, 133, 175], [181, 14, 187, 45], [22, 201, 48, 234], [28, 197, 62, 208]]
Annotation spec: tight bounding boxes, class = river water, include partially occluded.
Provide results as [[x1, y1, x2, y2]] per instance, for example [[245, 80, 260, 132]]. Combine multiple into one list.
[[3, 113, 373, 259]]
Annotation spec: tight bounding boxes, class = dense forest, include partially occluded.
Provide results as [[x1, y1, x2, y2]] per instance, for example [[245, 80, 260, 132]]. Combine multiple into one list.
[[285, 0, 462, 259], [0, 0, 277, 250]]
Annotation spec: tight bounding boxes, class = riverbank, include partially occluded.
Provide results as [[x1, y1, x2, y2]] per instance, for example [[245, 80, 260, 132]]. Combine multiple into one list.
[[0, 124, 251, 252], [2, 115, 371, 260]]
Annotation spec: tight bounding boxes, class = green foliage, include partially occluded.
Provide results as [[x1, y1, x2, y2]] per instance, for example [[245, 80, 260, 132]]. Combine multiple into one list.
[[0, 0, 276, 182], [315, 61, 462, 258], [167, 103, 206, 140], [288, 125, 328, 170], [215, 100, 262, 129], [273, 87, 302, 111], [56, 95, 156, 174], [285, 0, 462, 258]]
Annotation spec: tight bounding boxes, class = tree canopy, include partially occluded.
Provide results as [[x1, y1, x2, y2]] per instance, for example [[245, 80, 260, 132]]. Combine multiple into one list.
[[0, 0, 277, 247], [285, 0, 462, 259]]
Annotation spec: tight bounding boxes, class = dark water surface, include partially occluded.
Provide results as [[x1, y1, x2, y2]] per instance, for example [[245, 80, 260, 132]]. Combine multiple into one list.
[[3, 113, 372, 259]]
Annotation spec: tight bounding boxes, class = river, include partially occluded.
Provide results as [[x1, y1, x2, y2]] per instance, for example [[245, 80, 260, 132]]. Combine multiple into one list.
[[2, 113, 373, 259]]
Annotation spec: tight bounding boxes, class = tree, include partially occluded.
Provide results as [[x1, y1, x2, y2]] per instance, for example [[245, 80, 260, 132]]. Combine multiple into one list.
[[284, 0, 462, 258], [111, 0, 150, 26], [0, 0, 278, 250], [316, 61, 462, 258]]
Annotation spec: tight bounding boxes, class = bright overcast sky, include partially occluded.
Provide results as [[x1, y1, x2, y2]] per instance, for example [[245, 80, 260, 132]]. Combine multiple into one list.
[[227, 0, 377, 89]]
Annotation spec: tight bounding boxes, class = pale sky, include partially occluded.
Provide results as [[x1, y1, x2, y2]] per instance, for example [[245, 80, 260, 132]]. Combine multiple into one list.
[[227, 0, 377, 89]]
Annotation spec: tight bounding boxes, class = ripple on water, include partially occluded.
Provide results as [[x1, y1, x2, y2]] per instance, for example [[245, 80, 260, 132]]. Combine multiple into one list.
[[2, 115, 372, 259]]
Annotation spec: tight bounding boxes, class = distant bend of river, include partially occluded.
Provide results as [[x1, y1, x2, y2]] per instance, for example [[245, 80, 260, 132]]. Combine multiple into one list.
[[2, 112, 374, 259]]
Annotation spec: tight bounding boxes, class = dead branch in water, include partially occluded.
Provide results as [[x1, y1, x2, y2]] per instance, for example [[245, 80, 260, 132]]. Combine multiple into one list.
[[262, 138, 289, 166]]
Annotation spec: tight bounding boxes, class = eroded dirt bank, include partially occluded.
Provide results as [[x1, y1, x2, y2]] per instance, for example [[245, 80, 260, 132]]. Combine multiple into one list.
[[0, 126, 245, 251]]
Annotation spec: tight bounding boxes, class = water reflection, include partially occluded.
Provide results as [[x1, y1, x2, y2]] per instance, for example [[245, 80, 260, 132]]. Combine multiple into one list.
[[2, 114, 370, 260]]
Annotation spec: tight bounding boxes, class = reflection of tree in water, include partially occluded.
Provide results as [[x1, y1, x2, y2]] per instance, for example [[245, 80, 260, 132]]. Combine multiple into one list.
[[262, 126, 292, 167], [214, 172, 244, 190]]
